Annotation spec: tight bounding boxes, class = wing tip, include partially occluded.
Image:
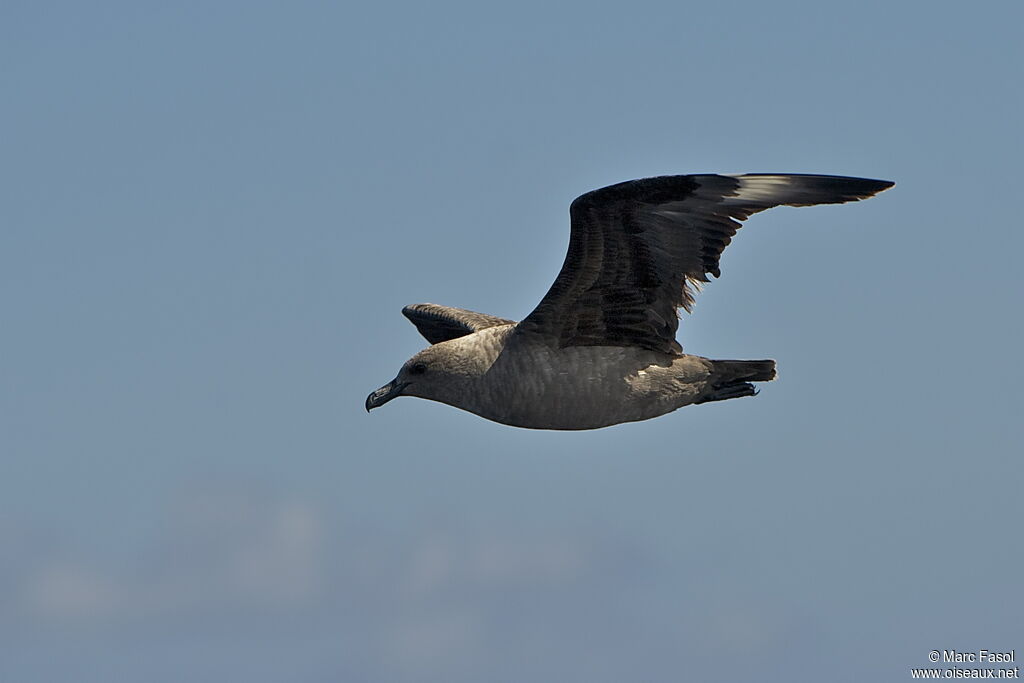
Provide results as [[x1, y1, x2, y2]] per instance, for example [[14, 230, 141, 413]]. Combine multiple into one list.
[[401, 303, 434, 319], [850, 177, 895, 198], [729, 173, 895, 205]]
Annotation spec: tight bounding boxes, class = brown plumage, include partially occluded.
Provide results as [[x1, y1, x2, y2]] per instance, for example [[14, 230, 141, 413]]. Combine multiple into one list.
[[401, 303, 513, 344], [517, 174, 894, 355], [366, 173, 894, 429]]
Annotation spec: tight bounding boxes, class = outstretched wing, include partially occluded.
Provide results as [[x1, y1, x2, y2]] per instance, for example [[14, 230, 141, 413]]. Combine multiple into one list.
[[516, 173, 893, 354], [402, 303, 515, 344]]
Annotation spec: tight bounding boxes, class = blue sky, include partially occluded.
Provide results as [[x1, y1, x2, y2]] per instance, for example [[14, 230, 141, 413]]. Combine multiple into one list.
[[2, 1, 1022, 681]]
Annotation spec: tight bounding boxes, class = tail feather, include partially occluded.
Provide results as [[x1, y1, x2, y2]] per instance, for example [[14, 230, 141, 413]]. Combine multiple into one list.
[[696, 359, 776, 405], [711, 359, 777, 384]]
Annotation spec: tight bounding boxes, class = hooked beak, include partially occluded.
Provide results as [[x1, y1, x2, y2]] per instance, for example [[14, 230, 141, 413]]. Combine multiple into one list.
[[365, 378, 408, 412]]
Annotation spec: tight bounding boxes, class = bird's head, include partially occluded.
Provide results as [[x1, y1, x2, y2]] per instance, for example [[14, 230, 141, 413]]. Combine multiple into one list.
[[365, 342, 478, 412]]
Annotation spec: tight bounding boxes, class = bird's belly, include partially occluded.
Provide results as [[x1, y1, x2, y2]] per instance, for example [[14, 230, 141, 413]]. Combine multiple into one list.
[[472, 348, 709, 430], [490, 375, 633, 430]]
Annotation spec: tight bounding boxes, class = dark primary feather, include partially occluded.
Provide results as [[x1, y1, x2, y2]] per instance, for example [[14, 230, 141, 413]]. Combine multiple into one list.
[[402, 303, 515, 344], [517, 174, 894, 354]]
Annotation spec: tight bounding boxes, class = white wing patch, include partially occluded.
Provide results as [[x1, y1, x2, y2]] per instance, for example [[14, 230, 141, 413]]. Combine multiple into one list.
[[724, 174, 795, 203]]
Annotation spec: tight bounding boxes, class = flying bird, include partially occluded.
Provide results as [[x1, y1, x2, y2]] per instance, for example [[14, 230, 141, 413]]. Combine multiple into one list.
[[366, 173, 893, 430]]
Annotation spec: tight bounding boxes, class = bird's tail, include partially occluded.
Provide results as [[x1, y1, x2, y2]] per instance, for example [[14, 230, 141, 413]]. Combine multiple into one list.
[[710, 359, 777, 383], [696, 359, 777, 404]]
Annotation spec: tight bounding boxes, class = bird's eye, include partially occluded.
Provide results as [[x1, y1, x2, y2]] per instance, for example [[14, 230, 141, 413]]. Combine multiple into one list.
[[409, 362, 427, 375]]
